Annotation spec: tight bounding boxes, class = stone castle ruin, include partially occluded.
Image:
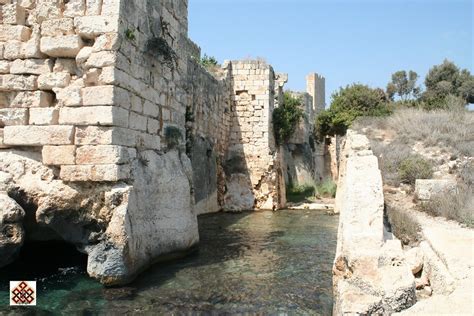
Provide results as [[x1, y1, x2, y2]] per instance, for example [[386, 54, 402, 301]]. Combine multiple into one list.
[[0, 0, 332, 284]]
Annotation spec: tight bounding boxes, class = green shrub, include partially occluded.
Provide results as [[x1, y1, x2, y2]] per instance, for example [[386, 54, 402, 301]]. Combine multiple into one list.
[[273, 92, 304, 145], [164, 126, 183, 149], [315, 178, 337, 198], [316, 84, 391, 138], [199, 54, 218, 68], [398, 155, 433, 185], [286, 184, 315, 203]]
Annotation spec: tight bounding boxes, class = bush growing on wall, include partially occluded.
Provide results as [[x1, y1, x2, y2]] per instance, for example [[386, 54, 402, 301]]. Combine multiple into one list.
[[273, 92, 304, 145]]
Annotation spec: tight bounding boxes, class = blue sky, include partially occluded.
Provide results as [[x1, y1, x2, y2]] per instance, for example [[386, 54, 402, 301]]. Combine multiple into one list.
[[188, 0, 473, 106]]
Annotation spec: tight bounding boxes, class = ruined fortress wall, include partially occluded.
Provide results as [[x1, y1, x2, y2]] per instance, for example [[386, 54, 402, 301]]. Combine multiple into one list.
[[306, 73, 325, 115], [223, 60, 284, 211], [0, 0, 199, 285], [185, 60, 232, 214]]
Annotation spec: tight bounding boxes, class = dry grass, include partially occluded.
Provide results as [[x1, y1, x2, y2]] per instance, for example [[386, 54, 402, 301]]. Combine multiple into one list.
[[384, 108, 474, 156], [386, 203, 421, 245], [420, 185, 473, 228], [355, 108, 474, 156], [355, 108, 474, 227]]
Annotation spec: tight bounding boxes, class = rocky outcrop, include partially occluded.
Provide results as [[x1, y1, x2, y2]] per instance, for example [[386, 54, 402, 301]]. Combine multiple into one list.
[[0, 150, 198, 285], [0, 192, 25, 267], [333, 130, 417, 314]]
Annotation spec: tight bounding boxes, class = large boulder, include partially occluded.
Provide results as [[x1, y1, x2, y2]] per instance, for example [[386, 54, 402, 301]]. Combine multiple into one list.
[[0, 149, 199, 285]]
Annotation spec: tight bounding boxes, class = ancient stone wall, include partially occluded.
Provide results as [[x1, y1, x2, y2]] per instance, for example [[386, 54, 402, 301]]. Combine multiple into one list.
[[0, 0, 200, 285], [0, 0, 322, 285], [185, 60, 232, 214], [223, 60, 284, 211]]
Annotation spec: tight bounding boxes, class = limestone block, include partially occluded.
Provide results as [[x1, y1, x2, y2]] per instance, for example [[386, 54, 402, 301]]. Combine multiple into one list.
[[75, 126, 136, 146], [10, 59, 53, 75], [98, 66, 115, 84], [129, 112, 147, 131], [415, 179, 457, 201], [76, 145, 136, 164], [3, 125, 75, 145], [86, 0, 102, 15], [40, 35, 84, 57], [21, 34, 44, 59], [84, 68, 100, 85], [147, 118, 159, 134], [92, 33, 119, 52], [11, 91, 53, 107], [0, 108, 28, 125], [2, 4, 26, 25], [63, 0, 85, 17], [84, 51, 116, 68], [18, 0, 35, 9], [0, 74, 37, 91], [75, 46, 93, 70], [0, 61, 10, 74], [58, 106, 129, 127], [91, 164, 130, 181], [53, 59, 79, 74], [55, 85, 82, 106], [74, 16, 118, 39], [29, 108, 59, 125], [101, 0, 120, 16], [3, 41, 21, 60], [0, 25, 31, 41], [130, 95, 143, 113], [143, 100, 159, 118], [83, 85, 130, 108], [38, 72, 71, 90], [42, 145, 76, 165], [405, 247, 423, 275], [0, 43, 4, 59], [60, 164, 130, 181], [41, 18, 75, 36], [36, 0, 62, 22]]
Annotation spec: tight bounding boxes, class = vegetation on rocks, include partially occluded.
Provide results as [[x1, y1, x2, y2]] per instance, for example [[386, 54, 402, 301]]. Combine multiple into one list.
[[398, 155, 433, 185], [273, 92, 304, 145], [286, 178, 337, 202], [315, 84, 391, 139], [317, 60, 474, 139]]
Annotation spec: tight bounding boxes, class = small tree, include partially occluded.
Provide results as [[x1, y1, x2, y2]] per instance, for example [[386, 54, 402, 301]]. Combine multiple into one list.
[[199, 54, 218, 68], [316, 84, 390, 138], [423, 60, 474, 108], [386, 70, 421, 101], [273, 92, 304, 145]]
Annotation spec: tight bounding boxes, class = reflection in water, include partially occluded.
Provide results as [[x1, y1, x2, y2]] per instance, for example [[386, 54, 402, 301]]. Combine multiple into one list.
[[0, 210, 338, 315]]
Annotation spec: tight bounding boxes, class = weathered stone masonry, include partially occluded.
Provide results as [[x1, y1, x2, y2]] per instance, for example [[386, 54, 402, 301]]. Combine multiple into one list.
[[0, 0, 327, 284]]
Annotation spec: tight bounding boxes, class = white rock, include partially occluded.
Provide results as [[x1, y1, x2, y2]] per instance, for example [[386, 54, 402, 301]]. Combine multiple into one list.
[[40, 35, 84, 58], [38, 72, 71, 90]]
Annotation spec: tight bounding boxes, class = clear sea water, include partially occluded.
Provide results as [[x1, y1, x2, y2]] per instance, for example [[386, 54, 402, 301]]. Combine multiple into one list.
[[0, 210, 338, 315]]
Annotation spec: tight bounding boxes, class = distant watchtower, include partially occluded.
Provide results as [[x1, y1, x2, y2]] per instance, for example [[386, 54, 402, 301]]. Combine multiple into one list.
[[306, 73, 326, 115]]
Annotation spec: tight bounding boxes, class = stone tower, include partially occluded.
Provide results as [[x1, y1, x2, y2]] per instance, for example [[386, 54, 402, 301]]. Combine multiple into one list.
[[306, 73, 326, 114]]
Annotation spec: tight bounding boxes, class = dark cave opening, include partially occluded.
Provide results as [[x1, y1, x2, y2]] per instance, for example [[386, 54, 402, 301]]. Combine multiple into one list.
[[0, 241, 88, 290]]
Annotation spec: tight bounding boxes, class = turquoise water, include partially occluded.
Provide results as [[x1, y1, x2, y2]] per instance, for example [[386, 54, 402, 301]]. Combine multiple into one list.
[[0, 210, 338, 315]]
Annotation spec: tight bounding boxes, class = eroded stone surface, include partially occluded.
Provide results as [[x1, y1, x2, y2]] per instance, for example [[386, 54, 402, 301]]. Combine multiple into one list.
[[333, 130, 417, 314]]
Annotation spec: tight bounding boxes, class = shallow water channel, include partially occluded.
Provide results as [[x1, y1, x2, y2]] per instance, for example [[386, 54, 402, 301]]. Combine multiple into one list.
[[0, 209, 339, 315]]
